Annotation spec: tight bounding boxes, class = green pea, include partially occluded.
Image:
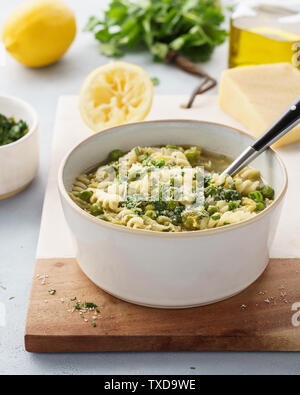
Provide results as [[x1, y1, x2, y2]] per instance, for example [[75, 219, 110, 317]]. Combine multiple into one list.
[[90, 203, 103, 216], [109, 149, 124, 162], [98, 214, 108, 221], [184, 216, 194, 228], [248, 191, 263, 202], [184, 149, 198, 164], [79, 190, 93, 202], [260, 185, 274, 199], [228, 201, 240, 211], [207, 206, 218, 216], [166, 200, 179, 210], [145, 210, 157, 219], [166, 144, 178, 149], [145, 204, 155, 211], [155, 159, 165, 168], [256, 202, 265, 211]]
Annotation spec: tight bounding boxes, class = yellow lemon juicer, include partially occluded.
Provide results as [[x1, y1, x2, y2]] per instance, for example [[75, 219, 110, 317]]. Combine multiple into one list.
[[229, 0, 300, 68]]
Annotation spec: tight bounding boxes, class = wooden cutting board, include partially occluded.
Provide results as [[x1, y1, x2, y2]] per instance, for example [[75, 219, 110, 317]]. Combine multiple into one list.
[[25, 95, 300, 352]]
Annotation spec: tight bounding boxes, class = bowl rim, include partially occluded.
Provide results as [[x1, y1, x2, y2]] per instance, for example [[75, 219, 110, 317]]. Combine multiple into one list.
[[58, 119, 288, 238], [0, 95, 38, 150]]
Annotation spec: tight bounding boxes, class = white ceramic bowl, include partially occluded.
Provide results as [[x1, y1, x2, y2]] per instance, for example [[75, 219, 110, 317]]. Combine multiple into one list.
[[0, 95, 39, 200], [58, 120, 287, 308]]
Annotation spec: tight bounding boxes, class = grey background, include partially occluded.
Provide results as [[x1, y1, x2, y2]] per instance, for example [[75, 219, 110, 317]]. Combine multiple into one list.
[[0, 0, 299, 375]]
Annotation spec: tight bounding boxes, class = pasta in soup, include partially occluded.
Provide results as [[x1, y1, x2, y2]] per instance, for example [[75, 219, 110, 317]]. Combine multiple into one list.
[[70, 145, 274, 232]]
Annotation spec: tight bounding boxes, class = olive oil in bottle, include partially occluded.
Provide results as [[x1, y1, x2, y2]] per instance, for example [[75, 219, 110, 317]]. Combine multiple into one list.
[[229, 2, 300, 68]]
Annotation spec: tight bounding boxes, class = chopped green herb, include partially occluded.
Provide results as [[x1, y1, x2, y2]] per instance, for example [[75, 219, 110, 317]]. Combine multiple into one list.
[[205, 185, 217, 197], [48, 289, 56, 295], [221, 188, 242, 201], [166, 200, 179, 210], [154, 159, 165, 168], [82, 302, 98, 309], [0, 113, 29, 146], [134, 147, 141, 156], [151, 77, 160, 86], [0, 285, 7, 291], [84, 0, 226, 63], [109, 149, 124, 162], [91, 321, 97, 328], [9, 296, 15, 301], [70, 297, 77, 301]]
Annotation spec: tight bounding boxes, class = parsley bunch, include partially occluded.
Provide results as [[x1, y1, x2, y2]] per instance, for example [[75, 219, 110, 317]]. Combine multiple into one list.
[[84, 0, 226, 62]]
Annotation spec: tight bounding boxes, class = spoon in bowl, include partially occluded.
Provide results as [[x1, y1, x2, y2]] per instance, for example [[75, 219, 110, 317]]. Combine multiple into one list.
[[221, 96, 300, 177]]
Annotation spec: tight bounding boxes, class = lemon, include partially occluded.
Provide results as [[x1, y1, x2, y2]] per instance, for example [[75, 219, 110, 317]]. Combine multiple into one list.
[[79, 62, 154, 132], [2, 0, 76, 68]]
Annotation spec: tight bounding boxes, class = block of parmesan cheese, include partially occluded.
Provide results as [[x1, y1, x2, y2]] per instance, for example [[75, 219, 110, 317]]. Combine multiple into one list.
[[219, 63, 300, 148]]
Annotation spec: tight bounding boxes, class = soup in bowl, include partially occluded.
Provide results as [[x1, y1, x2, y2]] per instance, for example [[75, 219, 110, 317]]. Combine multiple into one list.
[[58, 120, 287, 308]]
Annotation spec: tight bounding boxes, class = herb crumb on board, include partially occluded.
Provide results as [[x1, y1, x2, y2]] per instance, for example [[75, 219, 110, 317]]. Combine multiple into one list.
[[36, 274, 101, 327]]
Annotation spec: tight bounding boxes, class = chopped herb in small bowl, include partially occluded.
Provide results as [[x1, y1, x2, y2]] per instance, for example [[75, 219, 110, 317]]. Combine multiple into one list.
[[0, 113, 29, 146]]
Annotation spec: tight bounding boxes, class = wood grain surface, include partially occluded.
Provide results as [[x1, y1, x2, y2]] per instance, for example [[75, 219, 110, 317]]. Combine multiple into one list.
[[25, 258, 300, 352]]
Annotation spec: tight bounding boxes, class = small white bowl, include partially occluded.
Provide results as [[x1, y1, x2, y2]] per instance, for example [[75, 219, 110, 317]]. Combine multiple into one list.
[[58, 120, 287, 308], [0, 95, 39, 200]]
